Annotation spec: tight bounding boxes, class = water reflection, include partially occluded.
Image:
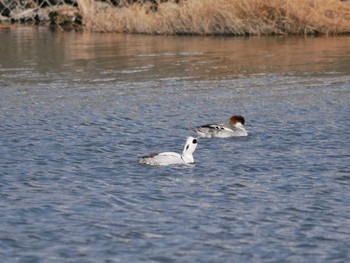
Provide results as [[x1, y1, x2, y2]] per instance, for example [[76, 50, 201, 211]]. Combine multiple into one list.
[[1, 27, 350, 84]]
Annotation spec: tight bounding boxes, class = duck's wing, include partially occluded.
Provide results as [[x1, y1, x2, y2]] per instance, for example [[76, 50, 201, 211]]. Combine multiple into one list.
[[156, 152, 184, 164], [194, 123, 232, 138], [197, 123, 231, 131], [139, 152, 183, 165]]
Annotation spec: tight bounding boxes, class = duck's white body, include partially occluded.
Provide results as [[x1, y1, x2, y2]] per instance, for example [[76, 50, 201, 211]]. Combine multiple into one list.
[[139, 137, 198, 166], [195, 115, 248, 138]]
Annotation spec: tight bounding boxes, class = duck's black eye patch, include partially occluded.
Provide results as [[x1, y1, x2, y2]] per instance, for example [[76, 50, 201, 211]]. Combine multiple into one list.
[[193, 139, 197, 144]]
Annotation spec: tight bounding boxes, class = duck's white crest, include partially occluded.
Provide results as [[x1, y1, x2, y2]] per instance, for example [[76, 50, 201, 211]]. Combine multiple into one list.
[[139, 136, 198, 166], [195, 115, 248, 138]]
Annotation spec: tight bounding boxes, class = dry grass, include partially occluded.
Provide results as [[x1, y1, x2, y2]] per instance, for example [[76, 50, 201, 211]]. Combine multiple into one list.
[[78, 0, 350, 35]]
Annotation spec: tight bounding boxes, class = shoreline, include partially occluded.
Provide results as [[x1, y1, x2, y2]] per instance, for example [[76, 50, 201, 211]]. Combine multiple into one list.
[[1, 0, 350, 35]]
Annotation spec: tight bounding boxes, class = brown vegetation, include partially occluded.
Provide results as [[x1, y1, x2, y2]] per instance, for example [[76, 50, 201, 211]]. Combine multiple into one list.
[[78, 0, 350, 35]]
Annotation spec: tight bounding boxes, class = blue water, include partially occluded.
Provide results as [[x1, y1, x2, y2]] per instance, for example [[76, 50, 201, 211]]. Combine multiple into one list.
[[1, 28, 350, 262]]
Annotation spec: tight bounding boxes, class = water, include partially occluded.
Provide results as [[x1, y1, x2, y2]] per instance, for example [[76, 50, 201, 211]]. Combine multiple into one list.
[[1, 27, 350, 262]]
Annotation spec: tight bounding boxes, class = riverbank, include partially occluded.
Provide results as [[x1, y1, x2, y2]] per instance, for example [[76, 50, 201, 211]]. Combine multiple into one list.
[[82, 0, 350, 35], [1, 0, 350, 35], [0, 4, 82, 30]]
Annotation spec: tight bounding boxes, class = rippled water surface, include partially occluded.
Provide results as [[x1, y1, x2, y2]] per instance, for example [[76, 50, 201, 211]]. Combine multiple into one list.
[[1, 27, 350, 262]]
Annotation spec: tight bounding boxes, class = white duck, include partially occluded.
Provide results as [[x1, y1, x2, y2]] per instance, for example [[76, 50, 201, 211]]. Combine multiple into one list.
[[195, 115, 248, 138], [139, 137, 198, 166]]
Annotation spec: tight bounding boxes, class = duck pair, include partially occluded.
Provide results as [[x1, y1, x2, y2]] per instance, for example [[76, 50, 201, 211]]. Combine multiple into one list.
[[139, 115, 247, 166]]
